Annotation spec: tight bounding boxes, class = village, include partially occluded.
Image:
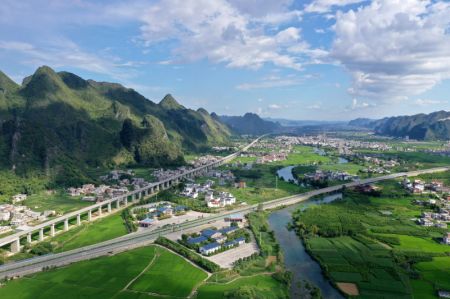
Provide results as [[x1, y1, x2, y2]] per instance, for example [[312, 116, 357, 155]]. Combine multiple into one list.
[[0, 194, 56, 235]]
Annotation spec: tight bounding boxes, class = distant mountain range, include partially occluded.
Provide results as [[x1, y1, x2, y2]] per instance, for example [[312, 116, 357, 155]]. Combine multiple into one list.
[[349, 111, 450, 140], [219, 113, 283, 135], [264, 118, 346, 127], [0, 66, 231, 185]]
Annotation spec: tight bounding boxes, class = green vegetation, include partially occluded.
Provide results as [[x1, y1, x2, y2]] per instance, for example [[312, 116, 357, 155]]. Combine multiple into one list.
[[24, 190, 91, 214], [129, 248, 208, 297], [0, 246, 209, 299], [52, 213, 128, 252], [291, 182, 450, 298], [351, 110, 450, 140], [281, 145, 333, 166], [155, 237, 221, 272], [197, 274, 288, 299], [0, 66, 231, 189]]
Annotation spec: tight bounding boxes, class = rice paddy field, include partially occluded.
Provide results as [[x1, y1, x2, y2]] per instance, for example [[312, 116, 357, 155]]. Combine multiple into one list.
[[52, 213, 128, 252], [0, 245, 287, 299], [292, 180, 450, 298]]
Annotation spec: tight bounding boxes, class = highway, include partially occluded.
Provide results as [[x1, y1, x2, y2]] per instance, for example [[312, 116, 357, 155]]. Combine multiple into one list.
[[0, 135, 265, 250], [0, 165, 448, 279]]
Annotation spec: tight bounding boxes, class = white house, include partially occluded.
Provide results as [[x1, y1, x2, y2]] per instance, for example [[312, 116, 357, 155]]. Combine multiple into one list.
[[444, 233, 450, 245]]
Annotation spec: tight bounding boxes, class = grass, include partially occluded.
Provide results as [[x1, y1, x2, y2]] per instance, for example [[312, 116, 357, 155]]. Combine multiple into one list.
[[414, 257, 450, 292], [291, 181, 450, 299], [380, 234, 450, 254], [129, 248, 208, 297], [280, 145, 333, 166], [0, 246, 209, 299], [52, 213, 128, 252], [319, 162, 365, 175], [24, 190, 92, 214], [196, 274, 289, 299], [306, 236, 412, 298]]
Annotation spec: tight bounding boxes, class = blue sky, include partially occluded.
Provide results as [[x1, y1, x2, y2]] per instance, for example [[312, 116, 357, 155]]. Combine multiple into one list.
[[0, 0, 449, 120]]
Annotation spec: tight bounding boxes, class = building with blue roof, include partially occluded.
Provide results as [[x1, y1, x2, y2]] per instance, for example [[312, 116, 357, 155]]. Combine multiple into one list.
[[138, 217, 155, 228], [201, 229, 221, 239], [199, 242, 221, 255], [187, 235, 207, 245], [219, 226, 238, 235]]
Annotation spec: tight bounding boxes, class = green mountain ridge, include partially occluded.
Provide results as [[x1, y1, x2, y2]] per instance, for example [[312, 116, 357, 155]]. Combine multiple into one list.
[[349, 110, 450, 140], [0, 66, 231, 186]]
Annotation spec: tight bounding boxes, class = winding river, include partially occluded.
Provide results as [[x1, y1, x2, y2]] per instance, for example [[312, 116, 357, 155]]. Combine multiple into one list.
[[268, 193, 344, 299]]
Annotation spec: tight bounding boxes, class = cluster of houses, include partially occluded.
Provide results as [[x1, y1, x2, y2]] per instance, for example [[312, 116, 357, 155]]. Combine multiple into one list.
[[205, 169, 235, 185], [188, 155, 221, 168], [138, 203, 187, 227], [68, 184, 128, 202], [181, 180, 215, 198], [403, 179, 450, 194], [205, 191, 236, 208], [256, 152, 288, 164], [0, 203, 55, 230], [278, 135, 393, 153], [152, 166, 192, 181], [303, 170, 357, 183], [185, 226, 246, 255], [417, 210, 449, 228], [361, 156, 399, 168], [181, 180, 237, 208]]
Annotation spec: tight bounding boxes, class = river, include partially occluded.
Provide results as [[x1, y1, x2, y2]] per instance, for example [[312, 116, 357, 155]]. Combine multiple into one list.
[[268, 193, 344, 299], [277, 165, 298, 184]]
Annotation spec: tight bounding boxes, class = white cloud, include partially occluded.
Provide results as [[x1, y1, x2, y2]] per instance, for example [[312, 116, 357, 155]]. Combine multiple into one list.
[[305, 0, 366, 13], [332, 0, 450, 102], [0, 39, 136, 81], [268, 104, 282, 109], [121, 0, 307, 70], [414, 99, 447, 106], [348, 98, 375, 110], [236, 74, 306, 90]]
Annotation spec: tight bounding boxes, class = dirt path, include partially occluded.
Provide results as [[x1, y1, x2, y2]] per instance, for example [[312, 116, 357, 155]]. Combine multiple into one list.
[[122, 249, 160, 291]]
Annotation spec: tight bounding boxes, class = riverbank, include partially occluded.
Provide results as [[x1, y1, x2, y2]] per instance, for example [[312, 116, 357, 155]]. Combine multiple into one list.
[[290, 181, 450, 298]]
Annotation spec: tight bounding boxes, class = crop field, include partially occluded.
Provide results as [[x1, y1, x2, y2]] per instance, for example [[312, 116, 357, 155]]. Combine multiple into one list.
[[319, 162, 365, 175], [129, 248, 208, 297], [413, 257, 450, 297], [281, 145, 333, 166], [0, 246, 210, 299], [307, 236, 412, 298], [52, 213, 128, 252], [196, 274, 288, 299], [292, 182, 450, 299]]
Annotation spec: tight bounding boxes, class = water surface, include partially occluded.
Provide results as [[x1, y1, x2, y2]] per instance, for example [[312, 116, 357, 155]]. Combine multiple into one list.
[[268, 193, 344, 299]]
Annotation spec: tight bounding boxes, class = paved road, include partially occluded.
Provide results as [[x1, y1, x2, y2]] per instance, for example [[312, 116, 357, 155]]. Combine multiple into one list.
[[0, 135, 266, 249], [0, 165, 448, 279]]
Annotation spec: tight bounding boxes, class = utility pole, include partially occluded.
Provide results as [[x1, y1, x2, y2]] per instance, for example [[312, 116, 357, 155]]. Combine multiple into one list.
[[275, 175, 278, 189]]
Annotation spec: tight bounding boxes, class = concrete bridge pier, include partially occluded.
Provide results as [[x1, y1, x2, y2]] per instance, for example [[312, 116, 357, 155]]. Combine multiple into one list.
[[27, 233, 32, 244], [107, 203, 112, 213], [124, 197, 128, 206], [39, 228, 44, 241], [11, 238, 20, 253], [76, 214, 81, 226], [50, 224, 55, 237], [88, 210, 92, 221], [98, 206, 102, 216], [64, 219, 69, 231]]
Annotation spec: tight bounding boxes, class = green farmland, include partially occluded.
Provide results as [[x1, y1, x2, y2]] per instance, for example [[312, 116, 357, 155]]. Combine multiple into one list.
[[52, 213, 128, 252], [291, 181, 450, 298]]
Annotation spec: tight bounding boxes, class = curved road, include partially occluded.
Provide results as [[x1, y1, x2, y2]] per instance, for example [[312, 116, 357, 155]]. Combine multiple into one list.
[[0, 165, 448, 279]]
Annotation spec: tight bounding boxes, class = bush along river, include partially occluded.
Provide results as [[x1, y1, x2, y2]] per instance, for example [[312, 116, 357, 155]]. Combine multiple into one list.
[[268, 193, 344, 299]]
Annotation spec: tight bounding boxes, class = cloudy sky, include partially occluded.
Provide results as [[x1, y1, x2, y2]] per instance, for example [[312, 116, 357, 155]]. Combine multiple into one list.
[[1, 0, 449, 120]]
